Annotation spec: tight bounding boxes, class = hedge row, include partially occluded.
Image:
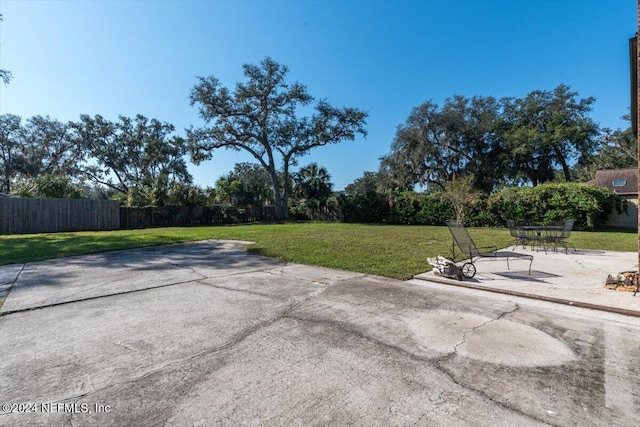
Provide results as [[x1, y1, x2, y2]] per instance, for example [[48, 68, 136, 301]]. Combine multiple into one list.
[[336, 192, 453, 225], [480, 183, 623, 230], [337, 183, 623, 230]]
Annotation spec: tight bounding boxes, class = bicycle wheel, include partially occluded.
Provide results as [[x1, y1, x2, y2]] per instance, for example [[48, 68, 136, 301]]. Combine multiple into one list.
[[461, 262, 476, 279]]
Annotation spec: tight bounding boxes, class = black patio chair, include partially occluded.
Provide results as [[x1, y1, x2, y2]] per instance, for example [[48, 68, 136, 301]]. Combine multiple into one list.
[[506, 220, 529, 249], [543, 219, 576, 254], [446, 220, 534, 278]]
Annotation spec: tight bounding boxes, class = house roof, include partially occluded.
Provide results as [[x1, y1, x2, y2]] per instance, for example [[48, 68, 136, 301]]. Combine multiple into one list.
[[586, 168, 638, 195]]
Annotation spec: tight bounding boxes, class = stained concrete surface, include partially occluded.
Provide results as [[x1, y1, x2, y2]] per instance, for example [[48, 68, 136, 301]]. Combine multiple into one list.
[[0, 241, 638, 426], [413, 247, 640, 316]]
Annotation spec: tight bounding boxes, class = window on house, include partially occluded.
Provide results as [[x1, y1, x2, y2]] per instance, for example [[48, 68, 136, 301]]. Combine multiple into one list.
[[612, 180, 627, 186]]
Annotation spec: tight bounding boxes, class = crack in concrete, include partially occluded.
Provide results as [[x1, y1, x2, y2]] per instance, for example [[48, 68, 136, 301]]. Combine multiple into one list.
[[0, 277, 200, 317], [0, 262, 292, 317], [193, 279, 297, 302], [0, 248, 290, 317], [36, 260, 207, 308], [180, 262, 289, 282], [411, 412, 428, 426], [160, 260, 208, 280], [427, 303, 549, 424], [435, 303, 521, 365], [0, 264, 25, 314], [572, 257, 592, 272], [285, 305, 548, 426], [144, 246, 286, 280], [193, 266, 365, 303], [1, 284, 545, 425], [44, 281, 334, 407], [0, 257, 540, 424], [261, 264, 368, 284]]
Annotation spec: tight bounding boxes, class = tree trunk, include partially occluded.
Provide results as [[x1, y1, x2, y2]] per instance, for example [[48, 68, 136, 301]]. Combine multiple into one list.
[[525, 166, 538, 187], [268, 168, 284, 221], [553, 146, 572, 182], [281, 159, 292, 220]]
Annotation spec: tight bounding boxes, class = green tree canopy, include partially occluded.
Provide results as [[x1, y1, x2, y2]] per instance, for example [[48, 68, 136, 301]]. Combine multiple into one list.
[[380, 85, 599, 192], [20, 115, 82, 179], [214, 162, 274, 207], [380, 96, 505, 193], [0, 114, 84, 194], [11, 174, 83, 199], [71, 114, 191, 196], [344, 171, 381, 195], [0, 114, 24, 193], [572, 115, 636, 181], [502, 84, 599, 185], [439, 174, 480, 224]]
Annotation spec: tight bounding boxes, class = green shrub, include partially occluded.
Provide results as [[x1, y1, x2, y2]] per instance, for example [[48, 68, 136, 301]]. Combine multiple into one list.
[[388, 192, 421, 224], [288, 202, 311, 220], [338, 192, 391, 223], [415, 195, 454, 225], [339, 192, 453, 225], [485, 183, 620, 230], [339, 183, 621, 230], [209, 204, 246, 223]]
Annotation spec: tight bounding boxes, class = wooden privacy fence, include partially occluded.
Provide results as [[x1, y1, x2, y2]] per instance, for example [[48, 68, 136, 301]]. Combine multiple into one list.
[[0, 198, 343, 235], [0, 198, 120, 234], [306, 206, 343, 222], [120, 205, 277, 229]]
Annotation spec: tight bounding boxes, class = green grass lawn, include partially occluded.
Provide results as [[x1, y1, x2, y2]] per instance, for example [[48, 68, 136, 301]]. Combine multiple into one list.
[[0, 223, 636, 280]]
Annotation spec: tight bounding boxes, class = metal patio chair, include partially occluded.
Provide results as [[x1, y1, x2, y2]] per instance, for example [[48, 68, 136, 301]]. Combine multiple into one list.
[[446, 220, 534, 279], [543, 219, 576, 254], [506, 220, 529, 249]]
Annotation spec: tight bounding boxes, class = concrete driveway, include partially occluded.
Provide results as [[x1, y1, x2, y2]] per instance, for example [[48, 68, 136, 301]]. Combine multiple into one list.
[[0, 241, 638, 426]]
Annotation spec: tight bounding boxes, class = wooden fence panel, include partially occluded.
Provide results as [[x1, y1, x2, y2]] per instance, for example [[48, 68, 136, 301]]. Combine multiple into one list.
[[0, 199, 342, 234], [119, 205, 280, 229], [307, 206, 343, 222], [0, 198, 120, 234]]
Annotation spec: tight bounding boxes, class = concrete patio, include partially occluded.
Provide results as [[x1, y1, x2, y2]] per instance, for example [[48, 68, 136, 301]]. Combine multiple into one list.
[[412, 247, 640, 317]]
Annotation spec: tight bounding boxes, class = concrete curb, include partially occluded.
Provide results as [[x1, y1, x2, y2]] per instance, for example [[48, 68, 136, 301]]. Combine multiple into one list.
[[412, 274, 640, 318]]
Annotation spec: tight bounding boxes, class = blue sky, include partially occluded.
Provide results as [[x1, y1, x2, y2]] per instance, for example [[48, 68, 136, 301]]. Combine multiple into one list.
[[0, 0, 636, 190]]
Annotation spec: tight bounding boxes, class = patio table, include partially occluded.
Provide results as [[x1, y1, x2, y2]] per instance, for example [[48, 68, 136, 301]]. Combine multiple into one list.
[[517, 225, 564, 252]]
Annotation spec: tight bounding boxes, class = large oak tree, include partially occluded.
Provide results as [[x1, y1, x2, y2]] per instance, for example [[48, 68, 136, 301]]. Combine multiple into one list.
[[380, 85, 599, 192], [380, 96, 505, 193], [20, 115, 82, 179], [187, 57, 368, 220], [502, 84, 599, 185], [71, 114, 191, 196], [0, 114, 81, 193]]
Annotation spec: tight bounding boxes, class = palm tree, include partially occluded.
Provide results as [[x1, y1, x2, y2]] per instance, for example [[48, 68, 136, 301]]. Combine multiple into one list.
[[293, 163, 333, 207]]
